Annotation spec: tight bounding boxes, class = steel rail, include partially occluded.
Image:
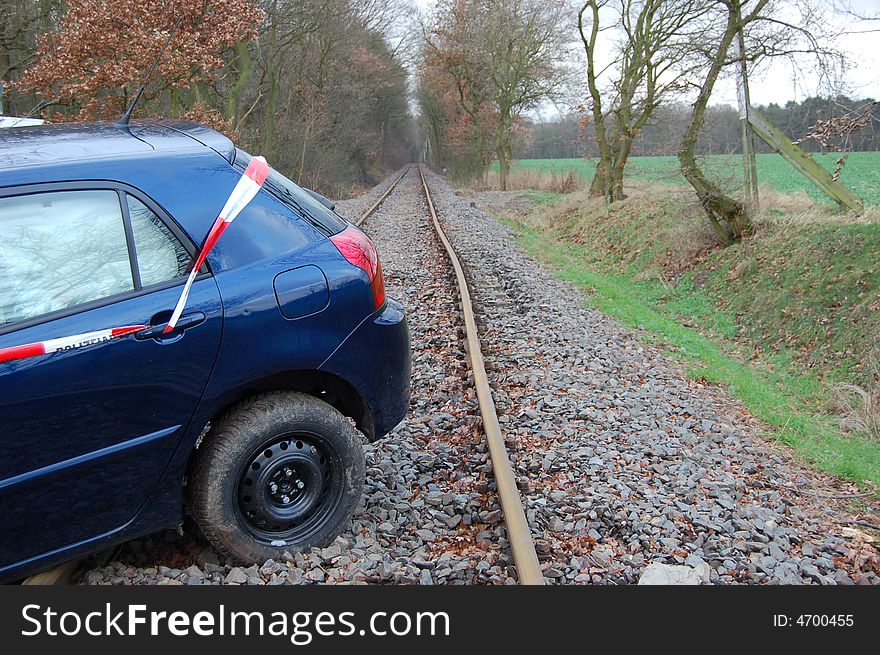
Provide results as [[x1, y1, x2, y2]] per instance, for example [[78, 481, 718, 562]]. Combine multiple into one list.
[[416, 164, 544, 585], [355, 166, 410, 226]]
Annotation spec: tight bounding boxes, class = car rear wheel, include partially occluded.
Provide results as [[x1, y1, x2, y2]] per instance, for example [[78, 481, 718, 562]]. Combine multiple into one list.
[[188, 391, 365, 563]]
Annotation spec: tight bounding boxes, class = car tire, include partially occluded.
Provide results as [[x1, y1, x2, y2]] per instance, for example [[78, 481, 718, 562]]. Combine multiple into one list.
[[188, 391, 365, 563]]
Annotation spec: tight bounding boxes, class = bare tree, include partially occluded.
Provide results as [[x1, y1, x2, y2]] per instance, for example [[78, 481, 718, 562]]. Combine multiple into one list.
[[579, 0, 706, 201], [424, 0, 495, 179], [484, 0, 571, 190], [226, 0, 415, 189], [677, 0, 844, 245], [427, 0, 570, 190]]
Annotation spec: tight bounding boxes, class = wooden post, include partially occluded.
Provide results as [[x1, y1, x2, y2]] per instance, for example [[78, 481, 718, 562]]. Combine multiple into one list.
[[748, 111, 863, 213], [733, 29, 759, 212], [732, 21, 862, 214]]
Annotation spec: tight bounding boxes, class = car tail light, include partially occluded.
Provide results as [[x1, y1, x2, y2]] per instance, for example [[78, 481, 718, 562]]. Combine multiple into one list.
[[330, 226, 386, 309]]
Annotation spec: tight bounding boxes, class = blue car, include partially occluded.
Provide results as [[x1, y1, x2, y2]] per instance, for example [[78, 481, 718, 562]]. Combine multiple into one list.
[[0, 121, 410, 581]]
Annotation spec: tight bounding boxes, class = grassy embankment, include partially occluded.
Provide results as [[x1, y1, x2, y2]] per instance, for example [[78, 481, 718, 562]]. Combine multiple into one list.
[[489, 154, 880, 490]]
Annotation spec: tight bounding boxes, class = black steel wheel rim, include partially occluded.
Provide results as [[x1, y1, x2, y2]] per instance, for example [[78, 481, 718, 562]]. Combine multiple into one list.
[[235, 433, 343, 545]]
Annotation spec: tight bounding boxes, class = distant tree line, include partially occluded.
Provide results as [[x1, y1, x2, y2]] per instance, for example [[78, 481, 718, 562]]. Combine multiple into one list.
[[517, 96, 880, 161], [0, 0, 418, 194]]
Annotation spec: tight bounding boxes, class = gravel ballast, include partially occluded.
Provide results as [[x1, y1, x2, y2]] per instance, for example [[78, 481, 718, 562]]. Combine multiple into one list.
[[79, 167, 878, 585]]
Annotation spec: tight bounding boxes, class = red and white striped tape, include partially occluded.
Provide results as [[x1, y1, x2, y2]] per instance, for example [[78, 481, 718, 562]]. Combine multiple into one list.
[[164, 156, 268, 333], [0, 325, 148, 364], [0, 156, 270, 364]]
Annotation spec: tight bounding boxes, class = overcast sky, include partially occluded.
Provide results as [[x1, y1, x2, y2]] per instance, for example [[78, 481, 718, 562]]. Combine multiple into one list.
[[412, 0, 879, 113]]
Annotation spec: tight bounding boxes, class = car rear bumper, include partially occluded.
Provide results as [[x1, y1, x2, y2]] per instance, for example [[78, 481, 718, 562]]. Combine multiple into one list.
[[319, 297, 411, 439]]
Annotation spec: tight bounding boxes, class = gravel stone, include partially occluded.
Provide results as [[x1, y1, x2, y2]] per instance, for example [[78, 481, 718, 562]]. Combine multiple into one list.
[[224, 568, 248, 585]]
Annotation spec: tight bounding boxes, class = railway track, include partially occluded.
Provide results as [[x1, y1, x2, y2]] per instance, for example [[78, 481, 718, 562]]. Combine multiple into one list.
[[355, 166, 409, 228], [357, 164, 543, 585], [53, 164, 873, 586]]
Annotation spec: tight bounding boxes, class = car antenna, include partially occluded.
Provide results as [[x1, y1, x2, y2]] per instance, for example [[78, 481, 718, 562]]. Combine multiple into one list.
[[116, 18, 182, 129]]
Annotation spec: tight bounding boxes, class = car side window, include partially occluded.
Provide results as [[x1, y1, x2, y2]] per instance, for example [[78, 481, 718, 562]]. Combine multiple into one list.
[[127, 195, 191, 287], [0, 190, 134, 326]]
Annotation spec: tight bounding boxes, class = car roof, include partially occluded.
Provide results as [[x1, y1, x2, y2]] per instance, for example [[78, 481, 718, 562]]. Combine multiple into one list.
[[0, 119, 235, 171]]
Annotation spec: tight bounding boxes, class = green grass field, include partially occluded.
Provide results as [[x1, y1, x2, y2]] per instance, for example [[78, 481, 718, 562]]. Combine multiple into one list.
[[500, 152, 880, 207]]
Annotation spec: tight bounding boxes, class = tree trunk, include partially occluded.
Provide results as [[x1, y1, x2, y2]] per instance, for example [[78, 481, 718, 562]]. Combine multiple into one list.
[[587, 94, 615, 199], [495, 109, 514, 191], [226, 41, 254, 130], [590, 156, 612, 198], [0, 11, 9, 115], [580, 2, 614, 200], [263, 70, 277, 154], [609, 136, 634, 201], [498, 156, 508, 190], [481, 133, 490, 185], [298, 111, 318, 183], [677, 2, 754, 245]]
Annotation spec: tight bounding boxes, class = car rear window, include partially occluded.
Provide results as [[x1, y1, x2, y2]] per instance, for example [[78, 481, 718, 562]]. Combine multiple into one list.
[[234, 149, 347, 236]]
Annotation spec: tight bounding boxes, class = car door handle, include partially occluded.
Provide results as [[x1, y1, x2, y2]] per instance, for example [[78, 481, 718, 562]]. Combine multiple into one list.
[[135, 312, 207, 340]]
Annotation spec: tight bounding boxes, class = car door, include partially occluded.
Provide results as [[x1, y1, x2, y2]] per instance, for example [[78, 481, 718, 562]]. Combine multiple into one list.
[[0, 185, 223, 569]]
